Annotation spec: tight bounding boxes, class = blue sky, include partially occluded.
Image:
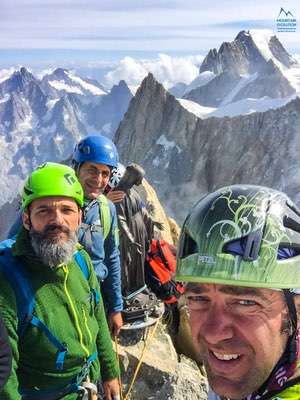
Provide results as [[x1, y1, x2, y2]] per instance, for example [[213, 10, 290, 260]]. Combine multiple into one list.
[[0, 0, 299, 68], [0, 0, 299, 92]]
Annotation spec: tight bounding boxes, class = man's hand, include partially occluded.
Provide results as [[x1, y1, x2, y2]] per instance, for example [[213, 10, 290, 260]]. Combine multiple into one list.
[[103, 377, 120, 400], [108, 312, 123, 337], [130, 241, 142, 255], [106, 190, 125, 203], [153, 220, 164, 231]]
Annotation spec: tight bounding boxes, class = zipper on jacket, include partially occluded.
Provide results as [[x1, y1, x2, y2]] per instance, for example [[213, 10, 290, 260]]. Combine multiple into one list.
[[82, 305, 93, 345], [62, 265, 90, 357]]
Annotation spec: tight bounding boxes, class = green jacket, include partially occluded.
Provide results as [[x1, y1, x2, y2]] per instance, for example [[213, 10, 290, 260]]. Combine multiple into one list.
[[269, 382, 300, 399], [0, 227, 119, 399], [208, 381, 300, 399]]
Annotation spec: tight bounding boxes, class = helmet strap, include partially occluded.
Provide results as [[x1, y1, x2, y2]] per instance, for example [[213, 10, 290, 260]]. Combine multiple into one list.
[[72, 161, 81, 175], [246, 290, 299, 399], [283, 289, 298, 364]]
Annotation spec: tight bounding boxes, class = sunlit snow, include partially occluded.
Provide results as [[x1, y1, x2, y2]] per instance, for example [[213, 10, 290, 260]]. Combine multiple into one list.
[[179, 95, 296, 119], [48, 80, 84, 95], [68, 73, 106, 96]]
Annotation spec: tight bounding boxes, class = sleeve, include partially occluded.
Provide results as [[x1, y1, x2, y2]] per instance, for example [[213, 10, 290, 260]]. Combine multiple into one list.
[[0, 273, 22, 399], [86, 257, 119, 382], [102, 202, 123, 313], [0, 313, 12, 393]]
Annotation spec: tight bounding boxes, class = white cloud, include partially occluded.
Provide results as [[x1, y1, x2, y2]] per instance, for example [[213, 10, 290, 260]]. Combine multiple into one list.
[[103, 53, 203, 89], [2, 0, 298, 53]]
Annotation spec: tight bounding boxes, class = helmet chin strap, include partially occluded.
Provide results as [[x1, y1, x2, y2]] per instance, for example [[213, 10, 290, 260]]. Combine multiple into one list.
[[72, 161, 81, 176], [283, 290, 298, 364], [249, 290, 299, 399]]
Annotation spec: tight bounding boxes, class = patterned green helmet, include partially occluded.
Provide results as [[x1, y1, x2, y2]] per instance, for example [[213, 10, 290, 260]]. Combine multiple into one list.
[[22, 162, 84, 209], [176, 185, 300, 289]]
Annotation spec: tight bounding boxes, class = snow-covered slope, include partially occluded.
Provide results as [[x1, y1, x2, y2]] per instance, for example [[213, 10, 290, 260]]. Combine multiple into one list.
[[178, 95, 296, 119], [182, 30, 299, 117], [183, 71, 215, 95], [177, 98, 216, 118], [41, 68, 107, 97]]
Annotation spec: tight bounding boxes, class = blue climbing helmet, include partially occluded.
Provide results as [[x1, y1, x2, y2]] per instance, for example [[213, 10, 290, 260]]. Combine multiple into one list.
[[72, 135, 119, 168]]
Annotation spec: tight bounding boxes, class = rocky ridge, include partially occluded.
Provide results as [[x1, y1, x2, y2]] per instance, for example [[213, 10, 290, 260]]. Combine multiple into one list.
[[115, 73, 300, 223], [183, 30, 297, 108]]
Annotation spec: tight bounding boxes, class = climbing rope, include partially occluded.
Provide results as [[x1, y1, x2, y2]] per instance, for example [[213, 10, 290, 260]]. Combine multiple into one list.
[[123, 318, 160, 400], [114, 335, 124, 400]]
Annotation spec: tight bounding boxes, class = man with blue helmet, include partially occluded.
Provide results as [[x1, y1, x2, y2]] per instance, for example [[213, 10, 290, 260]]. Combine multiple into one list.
[[72, 135, 124, 336]]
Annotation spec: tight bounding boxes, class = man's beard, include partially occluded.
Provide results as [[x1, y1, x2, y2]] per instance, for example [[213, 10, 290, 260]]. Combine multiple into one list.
[[30, 224, 77, 269]]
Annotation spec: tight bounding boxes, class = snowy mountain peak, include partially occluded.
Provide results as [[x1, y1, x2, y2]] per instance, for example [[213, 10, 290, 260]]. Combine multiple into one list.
[[41, 68, 106, 97], [10, 67, 36, 86], [51, 68, 70, 79], [182, 29, 298, 117], [0, 67, 42, 101], [249, 29, 296, 67], [200, 29, 296, 76]]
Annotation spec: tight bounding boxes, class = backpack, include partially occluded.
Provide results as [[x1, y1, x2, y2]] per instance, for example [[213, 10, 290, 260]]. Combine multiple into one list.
[[80, 194, 111, 252], [145, 239, 184, 304], [0, 239, 99, 371], [97, 194, 111, 240]]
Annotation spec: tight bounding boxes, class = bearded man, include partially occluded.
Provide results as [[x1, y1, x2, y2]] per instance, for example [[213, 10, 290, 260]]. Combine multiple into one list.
[[0, 162, 120, 400]]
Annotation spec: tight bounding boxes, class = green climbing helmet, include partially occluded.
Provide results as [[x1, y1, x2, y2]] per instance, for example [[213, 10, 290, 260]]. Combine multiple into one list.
[[22, 162, 84, 209], [176, 185, 300, 290]]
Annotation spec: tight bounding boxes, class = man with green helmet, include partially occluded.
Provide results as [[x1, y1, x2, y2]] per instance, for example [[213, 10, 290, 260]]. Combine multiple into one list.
[[0, 162, 120, 399], [176, 185, 300, 400]]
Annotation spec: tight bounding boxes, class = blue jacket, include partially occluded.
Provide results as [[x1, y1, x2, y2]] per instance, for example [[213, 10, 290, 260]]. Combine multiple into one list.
[[7, 199, 123, 314], [78, 198, 123, 314]]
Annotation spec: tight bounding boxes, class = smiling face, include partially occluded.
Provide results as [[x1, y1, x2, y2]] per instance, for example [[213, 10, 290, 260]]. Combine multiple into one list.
[[77, 161, 111, 199], [185, 283, 290, 399]]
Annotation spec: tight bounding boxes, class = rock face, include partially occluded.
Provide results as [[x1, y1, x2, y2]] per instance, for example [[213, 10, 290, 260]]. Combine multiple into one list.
[[0, 197, 20, 240], [184, 70, 241, 107], [137, 179, 179, 245], [200, 30, 295, 75], [118, 323, 207, 400], [115, 73, 300, 223], [183, 30, 296, 107], [233, 60, 295, 101], [87, 80, 133, 138]]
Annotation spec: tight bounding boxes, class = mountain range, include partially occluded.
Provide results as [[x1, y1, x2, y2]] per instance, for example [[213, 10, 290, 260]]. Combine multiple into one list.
[[0, 29, 300, 237], [171, 30, 300, 118], [115, 72, 300, 222], [0, 67, 132, 229]]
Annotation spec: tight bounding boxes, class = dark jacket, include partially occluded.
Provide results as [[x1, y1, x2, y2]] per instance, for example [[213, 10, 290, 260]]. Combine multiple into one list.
[[116, 188, 154, 296]]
